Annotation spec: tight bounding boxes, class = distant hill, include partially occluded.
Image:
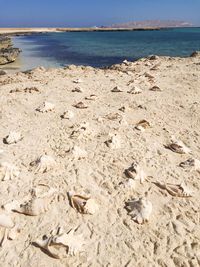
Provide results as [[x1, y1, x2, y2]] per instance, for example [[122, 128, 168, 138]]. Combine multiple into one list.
[[105, 20, 193, 29]]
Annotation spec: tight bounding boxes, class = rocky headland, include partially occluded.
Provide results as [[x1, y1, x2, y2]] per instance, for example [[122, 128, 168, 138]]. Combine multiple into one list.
[[0, 36, 21, 65]]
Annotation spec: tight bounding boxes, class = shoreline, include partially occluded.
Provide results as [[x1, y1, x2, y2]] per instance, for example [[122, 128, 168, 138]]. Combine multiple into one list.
[[0, 26, 196, 36]]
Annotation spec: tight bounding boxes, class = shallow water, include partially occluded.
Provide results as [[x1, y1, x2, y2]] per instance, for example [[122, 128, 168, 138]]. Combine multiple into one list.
[[3, 27, 200, 71]]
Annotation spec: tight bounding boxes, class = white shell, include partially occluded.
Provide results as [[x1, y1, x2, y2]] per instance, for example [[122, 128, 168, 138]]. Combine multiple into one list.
[[71, 146, 87, 159], [111, 86, 123, 92], [73, 102, 88, 109], [73, 78, 83, 84], [68, 192, 99, 215], [179, 158, 200, 172], [155, 181, 192, 197], [4, 131, 22, 144], [36, 101, 55, 112], [125, 162, 146, 183], [36, 227, 85, 258], [166, 137, 191, 154], [127, 87, 142, 94], [85, 94, 97, 100], [126, 197, 152, 224], [0, 214, 14, 228], [0, 161, 20, 181], [61, 110, 74, 119], [105, 134, 121, 149], [30, 155, 56, 173]]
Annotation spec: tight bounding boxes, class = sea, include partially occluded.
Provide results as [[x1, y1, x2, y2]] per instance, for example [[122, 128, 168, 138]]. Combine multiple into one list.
[[6, 27, 200, 71]]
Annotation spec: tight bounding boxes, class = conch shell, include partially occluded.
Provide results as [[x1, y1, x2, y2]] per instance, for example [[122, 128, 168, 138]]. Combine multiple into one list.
[[35, 227, 85, 258], [135, 120, 150, 132], [68, 192, 99, 215], [0, 161, 20, 181], [105, 134, 121, 149], [73, 102, 88, 109], [126, 197, 152, 224], [154, 181, 192, 197], [36, 101, 55, 113], [30, 155, 56, 173], [125, 162, 146, 183], [4, 131, 22, 144], [165, 137, 191, 154], [111, 86, 123, 92], [179, 158, 200, 172], [127, 87, 142, 94], [61, 110, 74, 119]]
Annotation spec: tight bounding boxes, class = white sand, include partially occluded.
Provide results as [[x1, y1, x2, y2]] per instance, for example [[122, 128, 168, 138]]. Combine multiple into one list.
[[0, 54, 200, 266]]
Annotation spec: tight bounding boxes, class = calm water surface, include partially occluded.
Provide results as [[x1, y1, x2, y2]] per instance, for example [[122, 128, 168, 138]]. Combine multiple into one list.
[[8, 27, 200, 71]]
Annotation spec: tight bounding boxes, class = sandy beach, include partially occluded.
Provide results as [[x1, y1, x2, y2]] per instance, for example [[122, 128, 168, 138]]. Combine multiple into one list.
[[0, 53, 200, 266]]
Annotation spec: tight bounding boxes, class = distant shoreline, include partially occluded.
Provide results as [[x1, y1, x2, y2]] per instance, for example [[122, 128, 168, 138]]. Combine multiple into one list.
[[0, 26, 197, 36]]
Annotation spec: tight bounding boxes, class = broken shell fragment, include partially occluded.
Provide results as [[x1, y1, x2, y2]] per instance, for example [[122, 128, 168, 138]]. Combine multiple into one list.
[[30, 155, 56, 173], [68, 192, 99, 215], [154, 181, 192, 197], [85, 94, 97, 100], [126, 197, 152, 224], [71, 146, 87, 159], [36, 101, 55, 113], [135, 120, 150, 132], [73, 102, 88, 109], [111, 86, 123, 92], [0, 214, 14, 228], [0, 161, 20, 181], [150, 85, 162, 91], [165, 137, 191, 154], [72, 87, 83, 93], [4, 131, 23, 145], [127, 87, 142, 94], [125, 162, 146, 183], [73, 78, 83, 84], [35, 227, 85, 258], [179, 158, 200, 172], [61, 110, 74, 120], [104, 113, 122, 121], [105, 134, 121, 149]]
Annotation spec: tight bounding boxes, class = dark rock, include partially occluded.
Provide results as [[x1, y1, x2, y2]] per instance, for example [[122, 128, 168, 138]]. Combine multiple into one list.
[[0, 48, 21, 65], [148, 55, 159, 60], [0, 36, 12, 49], [190, 51, 200, 57], [0, 70, 7, 75]]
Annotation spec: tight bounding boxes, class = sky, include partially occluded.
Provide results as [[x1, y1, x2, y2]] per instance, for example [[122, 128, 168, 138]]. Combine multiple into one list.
[[0, 0, 199, 27]]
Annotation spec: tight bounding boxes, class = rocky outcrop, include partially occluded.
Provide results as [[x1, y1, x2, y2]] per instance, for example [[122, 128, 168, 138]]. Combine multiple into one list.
[[0, 36, 21, 65]]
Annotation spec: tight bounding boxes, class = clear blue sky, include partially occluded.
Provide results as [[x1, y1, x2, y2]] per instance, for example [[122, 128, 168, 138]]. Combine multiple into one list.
[[0, 0, 199, 27]]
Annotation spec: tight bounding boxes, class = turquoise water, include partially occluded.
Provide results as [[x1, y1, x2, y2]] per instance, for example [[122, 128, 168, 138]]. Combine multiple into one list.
[[12, 28, 200, 70]]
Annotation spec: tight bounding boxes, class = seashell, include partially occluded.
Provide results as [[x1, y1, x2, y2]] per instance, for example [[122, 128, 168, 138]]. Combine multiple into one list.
[[2, 200, 21, 212], [61, 110, 74, 119], [4, 131, 23, 144], [165, 137, 191, 154], [14, 190, 56, 216], [68, 192, 99, 215], [105, 134, 121, 149], [126, 197, 152, 224], [73, 78, 83, 84], [121, 179, 136, 190], [73, 102, 88, 109], [24, 87, 40, 93], [154, 181, 192, 197], [0, 214, 14, 228], [104, 113, 122, 121], [0, 161, 20, 181], [36, 101, 55, 113], [125, 162, 146, 183], [35, 227, 85, 258], [71, 146, 87, 159], [30, 155, 56, 173], [70, 122, 90, 139], [72, 87, 83, 93], [179, 158, 200, 172], [85, 94, 96, 100], [111, 86, 123, 92], [135, 120, 150, 132], [150, 85, 162, 91], [127, 87, 142, 94]]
